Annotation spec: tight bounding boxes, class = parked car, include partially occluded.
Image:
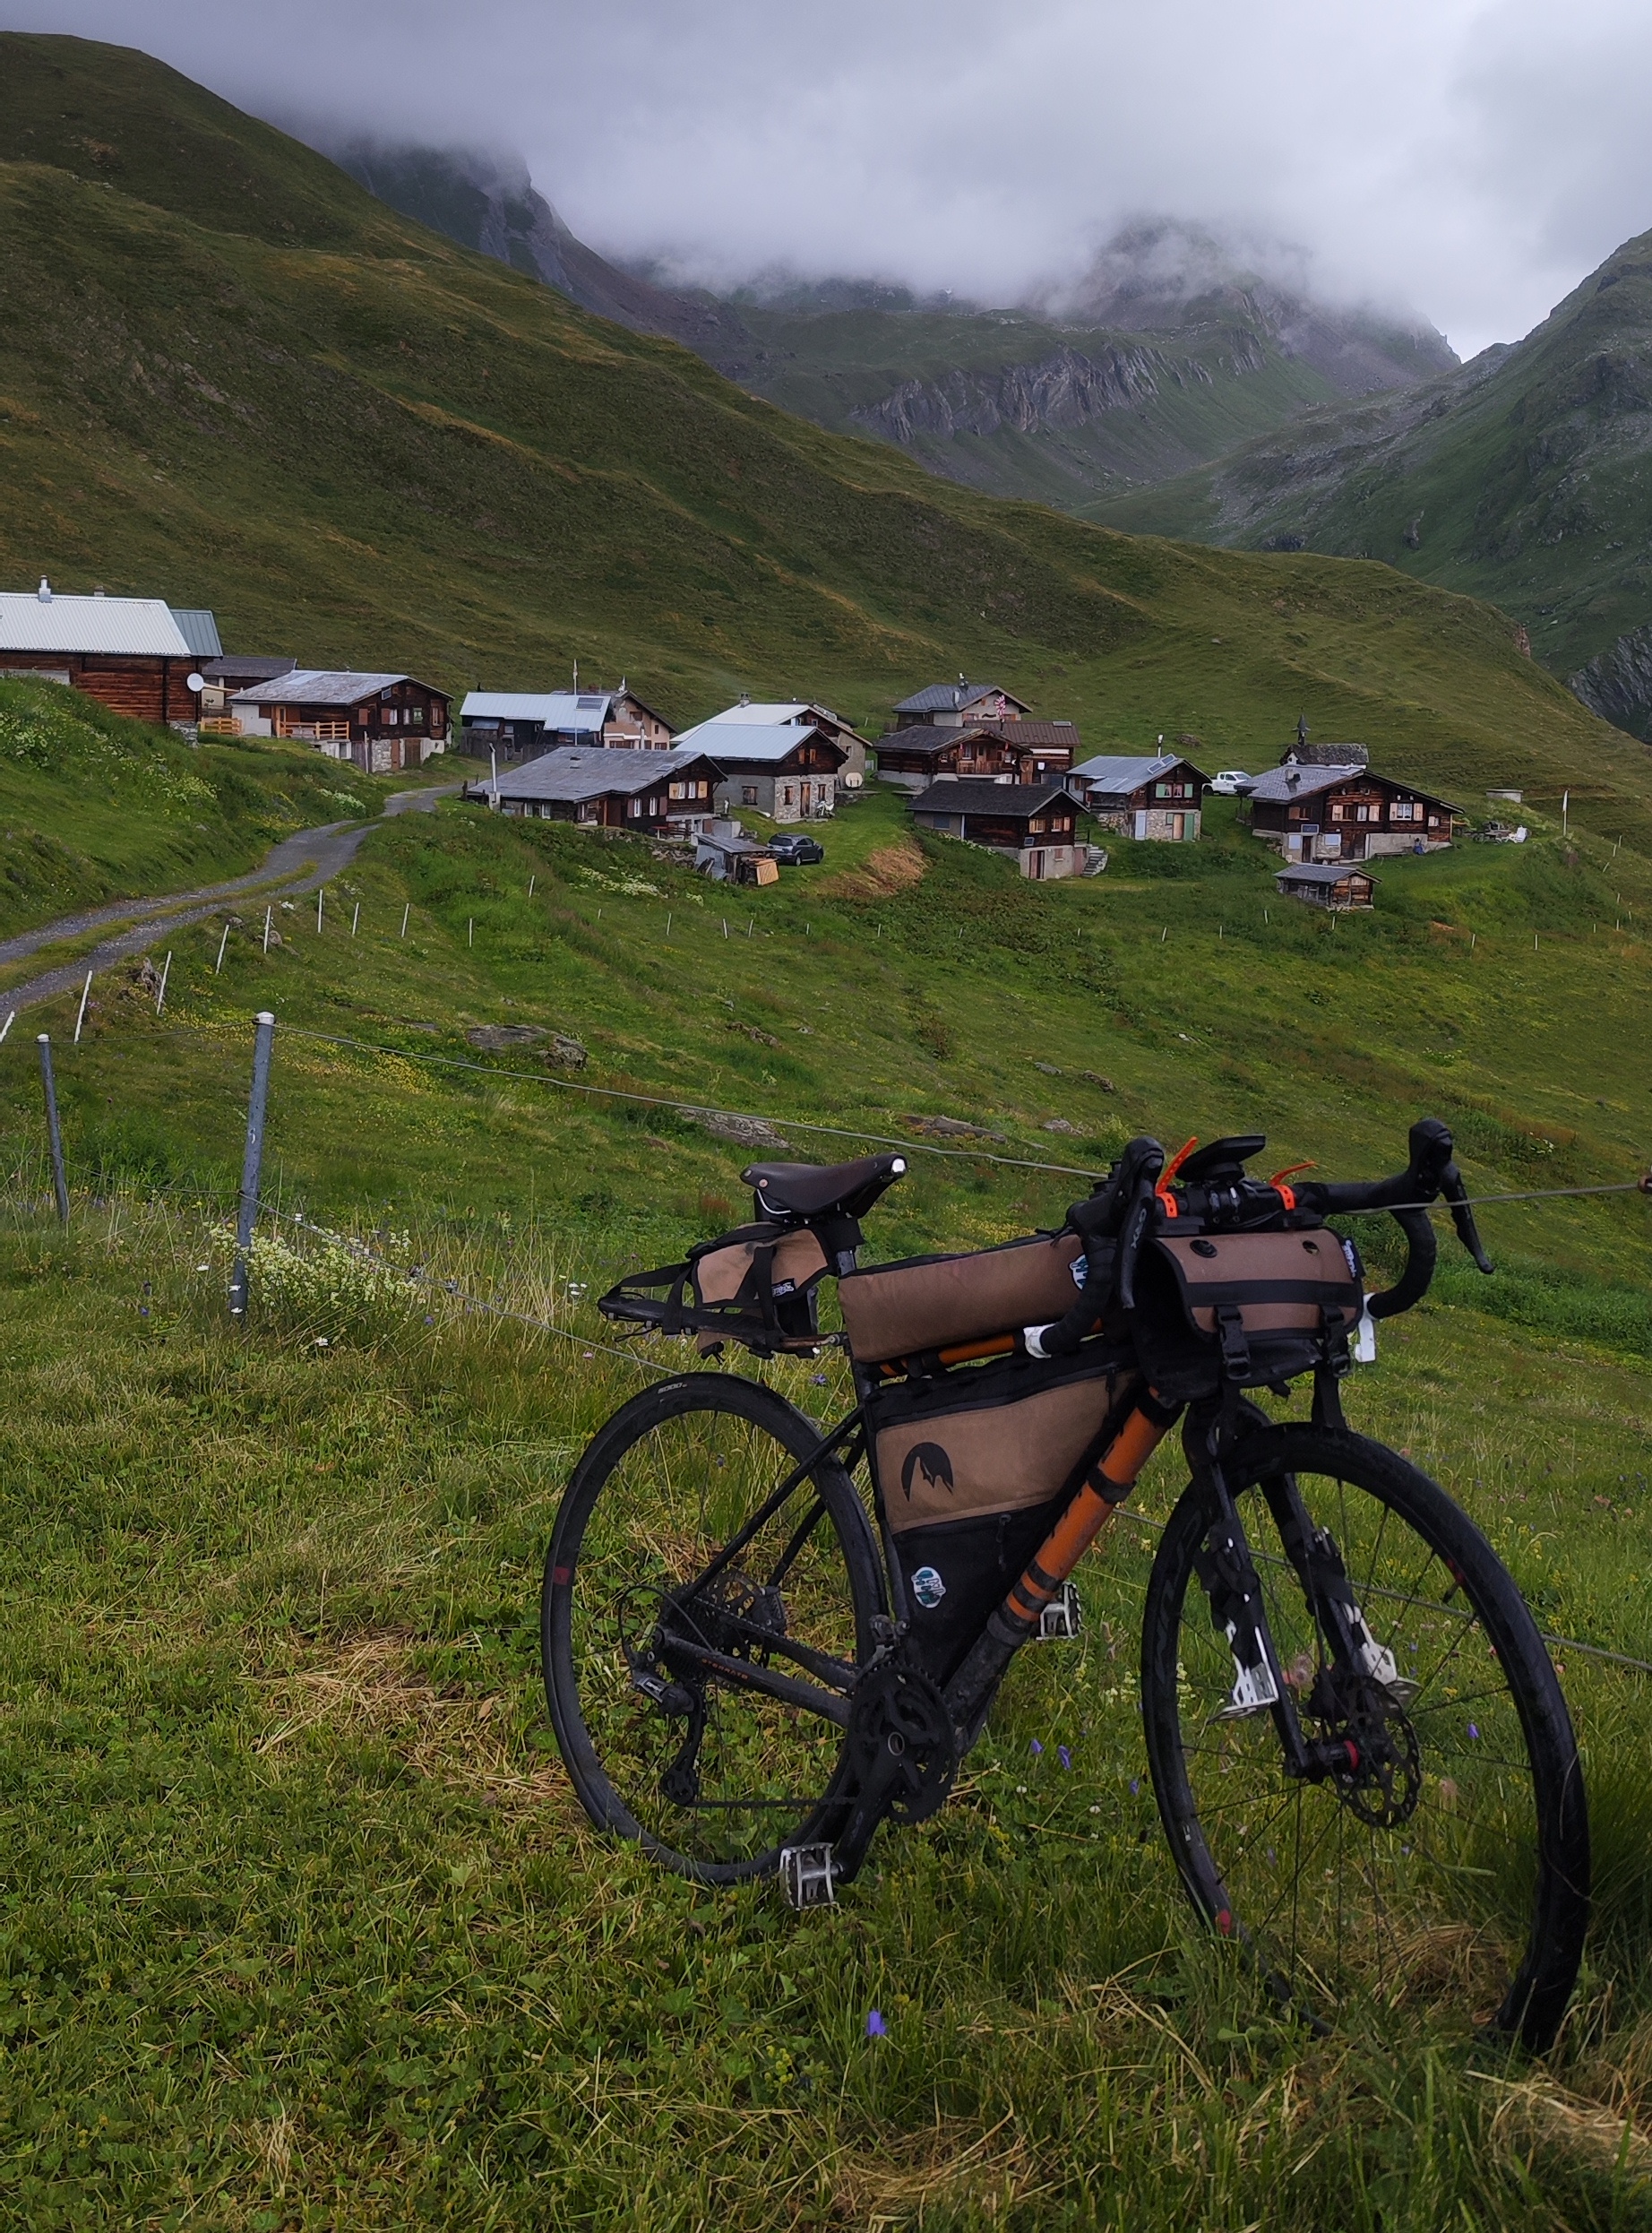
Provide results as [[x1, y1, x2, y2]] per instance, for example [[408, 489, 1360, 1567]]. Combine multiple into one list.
[[768, 832, 824, 866], [1209, 769, 1253, 795]]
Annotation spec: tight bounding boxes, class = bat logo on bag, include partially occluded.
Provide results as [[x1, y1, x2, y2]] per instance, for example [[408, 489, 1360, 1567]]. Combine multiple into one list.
[[901, 1442, 954, 1501]]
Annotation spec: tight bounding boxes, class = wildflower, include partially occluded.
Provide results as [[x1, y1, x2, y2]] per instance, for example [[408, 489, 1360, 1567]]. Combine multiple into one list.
[[1467, 1723, 1480, 1740], [812, 1373, 828, 1385], [1129, 1779, 1140, 1797], [865, 2009, 886, 2039], [1058, 1746, 1071, 1770], [1029, 1738, 1043, 1758]]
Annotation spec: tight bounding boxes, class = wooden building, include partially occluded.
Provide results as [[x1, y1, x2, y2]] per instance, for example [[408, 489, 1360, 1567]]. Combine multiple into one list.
[[1276, 861, 1377, 910], [875, 719, 1079, 791], [231, 671, 452, 772], [1074, 752, 1209, 841], [909, 776, 1088, 880], [458, 685, 675, 761], [480, 746, 725, 832], [197, 655, 297, 734], [1245, 761, 1459, 860], [690, 699, 869, 787], [674, 720, 847, 822], [0, 582, 201, 726], [891, 680, 1033, 730]]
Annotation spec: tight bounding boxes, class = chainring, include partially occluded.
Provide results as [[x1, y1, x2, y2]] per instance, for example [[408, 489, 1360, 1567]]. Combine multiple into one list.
[[846, 1660, 957, 1825]]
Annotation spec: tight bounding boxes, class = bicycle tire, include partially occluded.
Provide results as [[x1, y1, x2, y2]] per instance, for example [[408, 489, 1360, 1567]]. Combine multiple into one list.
[[1140, 1424, 1588, 2050], [543, 1372, 884, 1883]]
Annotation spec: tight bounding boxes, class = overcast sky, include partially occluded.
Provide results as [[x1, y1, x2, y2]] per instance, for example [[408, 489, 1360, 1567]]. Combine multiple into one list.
[[14, 0, 1652, 357]]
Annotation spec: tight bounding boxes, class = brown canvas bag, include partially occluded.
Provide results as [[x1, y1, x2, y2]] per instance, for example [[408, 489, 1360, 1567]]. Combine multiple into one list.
[[1134, 1228, 1361, 1393], [839, 1232, 1085, 1366], [870, 1351, 1138, 1532]]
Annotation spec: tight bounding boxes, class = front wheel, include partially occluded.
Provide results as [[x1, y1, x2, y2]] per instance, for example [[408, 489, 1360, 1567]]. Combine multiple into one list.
[[1140, 1425, 1588, 2048], [543, 1373, 884, 1882]]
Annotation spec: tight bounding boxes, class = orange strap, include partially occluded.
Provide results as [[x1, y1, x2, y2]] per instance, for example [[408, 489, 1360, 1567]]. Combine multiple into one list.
[[1269, 1160, 1315, 1214], [1156, 1135, 1198, 1219]]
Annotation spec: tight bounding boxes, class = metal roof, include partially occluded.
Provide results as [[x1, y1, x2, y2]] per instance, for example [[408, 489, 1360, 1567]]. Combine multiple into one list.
[[674, 719, 843, 766], [702, 700, 863, 739], [1245, 762, 1368, 803], [462, 691, 611, 727], [1276, 861, 1378, 885], [489, 746, 725, 804], [231, 670, 414, 707], [0, 586, 193, 659], [892, 680, 1031, 716], [911, 776, 1083, 818], [1073, 752, 1205, 793], [170, 608, 223, 658]]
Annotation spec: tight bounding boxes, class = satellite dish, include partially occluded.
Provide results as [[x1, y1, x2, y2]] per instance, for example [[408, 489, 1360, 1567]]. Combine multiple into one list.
[[186, 671, 205, 693]]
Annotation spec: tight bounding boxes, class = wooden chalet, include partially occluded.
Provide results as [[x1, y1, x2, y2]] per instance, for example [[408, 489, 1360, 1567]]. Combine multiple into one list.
[[197, 655, 297, 734], [231, 671, 452, 772], [1074, 753, 1209, 841], [0, 582, 202, 726], [891, 680, 1033, 730], [673, 719, 846, 822], [480, 746, 724, 832], [1245, 760, 1458, 861], [458, 685, 675, 762], [875, 719, 1079, 791], [1276, 861, 1377, 910], [690, 699, 869, 788], [909, 776, 1088, 880]]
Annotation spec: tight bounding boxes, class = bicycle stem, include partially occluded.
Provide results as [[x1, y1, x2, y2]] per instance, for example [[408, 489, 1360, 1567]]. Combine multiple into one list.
[[945, 1392, 1181, 1740]]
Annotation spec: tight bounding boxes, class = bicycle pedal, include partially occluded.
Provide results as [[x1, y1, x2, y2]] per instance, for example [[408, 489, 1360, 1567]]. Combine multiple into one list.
[[778, 1843, 838, 1910], [1034, 1581, 1083, 1642]]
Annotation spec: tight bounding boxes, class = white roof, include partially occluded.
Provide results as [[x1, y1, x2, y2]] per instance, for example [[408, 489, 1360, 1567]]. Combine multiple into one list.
[[674, 718, 843, 765], [231, 669, 409, 707], [701, 699, 855, 732], [461, 690, 621, 729], [0, 585, 193, 659]]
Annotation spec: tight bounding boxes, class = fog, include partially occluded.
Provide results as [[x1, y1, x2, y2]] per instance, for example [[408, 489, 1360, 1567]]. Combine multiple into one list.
[[12, 0, 1652, 355]]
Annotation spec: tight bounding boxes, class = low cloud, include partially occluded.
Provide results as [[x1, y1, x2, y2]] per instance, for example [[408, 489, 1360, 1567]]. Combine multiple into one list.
[[13, 0, 1652, 354]]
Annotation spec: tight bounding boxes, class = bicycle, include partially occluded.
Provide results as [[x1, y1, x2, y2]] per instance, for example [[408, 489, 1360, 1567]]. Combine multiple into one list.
[[541, 1121, 1589, 2050]]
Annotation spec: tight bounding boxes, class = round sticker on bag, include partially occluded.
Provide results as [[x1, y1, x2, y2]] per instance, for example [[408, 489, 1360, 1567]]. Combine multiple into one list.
[[911, 1565, 947, 1608]]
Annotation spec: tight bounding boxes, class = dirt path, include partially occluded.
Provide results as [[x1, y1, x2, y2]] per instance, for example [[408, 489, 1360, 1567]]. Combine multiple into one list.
[[0, 781, 460, 1020]]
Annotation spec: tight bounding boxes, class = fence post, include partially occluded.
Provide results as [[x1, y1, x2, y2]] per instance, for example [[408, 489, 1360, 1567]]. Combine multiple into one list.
[[37, 1034, 68, 1226], [229, 1012, 276, 1321]]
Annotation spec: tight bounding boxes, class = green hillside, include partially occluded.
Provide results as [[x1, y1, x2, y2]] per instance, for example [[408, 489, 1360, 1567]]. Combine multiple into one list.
[[3, 777, 1652, 2223], [1093, 229, 1652, 707], [0, 678, 409, 939], [0, 31, 1641, 847]]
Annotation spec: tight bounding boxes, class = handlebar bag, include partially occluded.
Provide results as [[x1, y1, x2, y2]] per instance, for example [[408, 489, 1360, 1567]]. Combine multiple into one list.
[[1132, 1229, 1361, 1397], [839, 1232, 1087, 1365], [868, 1349, 1138, 1680]]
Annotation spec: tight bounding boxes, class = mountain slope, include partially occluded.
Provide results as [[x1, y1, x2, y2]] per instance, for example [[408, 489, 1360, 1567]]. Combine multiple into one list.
[[1093, 229, 1652, 720], [0, 33, 1639, 841], [330, 155, 1456, 518]]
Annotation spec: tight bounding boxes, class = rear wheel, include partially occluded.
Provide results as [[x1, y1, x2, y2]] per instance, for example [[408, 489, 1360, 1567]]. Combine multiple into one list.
[[1140, 1425, 1588, 2048], [543, 1374, 882, 1882]]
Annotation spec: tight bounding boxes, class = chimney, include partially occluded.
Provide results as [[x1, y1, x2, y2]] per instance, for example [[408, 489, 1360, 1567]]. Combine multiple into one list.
[[37, 577, 51, 602], [92, 584, 105, 597]]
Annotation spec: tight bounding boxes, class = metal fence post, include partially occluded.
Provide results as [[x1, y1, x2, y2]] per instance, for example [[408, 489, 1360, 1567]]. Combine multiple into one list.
[[37, 1034, 68, 1226], [229, 1011, 276, 1320]]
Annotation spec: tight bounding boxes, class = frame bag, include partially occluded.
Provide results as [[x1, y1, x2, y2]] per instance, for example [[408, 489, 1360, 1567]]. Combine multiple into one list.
[[839, 1232, 1087, 1366], [869, 1349, 1138, 1680]]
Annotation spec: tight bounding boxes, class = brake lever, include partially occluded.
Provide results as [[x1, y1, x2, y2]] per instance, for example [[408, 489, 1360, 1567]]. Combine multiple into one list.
[[1441, 1165, 1494, 1274]]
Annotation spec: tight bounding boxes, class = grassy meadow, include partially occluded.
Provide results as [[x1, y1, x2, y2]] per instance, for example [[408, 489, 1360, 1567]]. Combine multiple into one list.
[[0, 780, 1650, 2225]]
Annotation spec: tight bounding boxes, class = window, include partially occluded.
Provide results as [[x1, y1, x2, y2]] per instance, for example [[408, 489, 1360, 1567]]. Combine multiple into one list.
[[383, 708, 398, 726], [409, 705, 424, 726], [1329, 803, 1346, 821], [1391, 799, 1419, 822], [782, 786, 794, 805], [628, 797, 642, 817], [1029, 816, 1047, 833], [1355, 805, 1370, 823], [743, 785, 758, 806], [668, 780, 685, 799]]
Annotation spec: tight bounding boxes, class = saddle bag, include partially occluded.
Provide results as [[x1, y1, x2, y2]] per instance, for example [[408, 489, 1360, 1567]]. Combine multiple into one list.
[[597, 1221, 830, 1356], [1131, 1228, 1362, 1398], [868, 1349, 1138, 1680], [839, 1231, 1088, 1366]]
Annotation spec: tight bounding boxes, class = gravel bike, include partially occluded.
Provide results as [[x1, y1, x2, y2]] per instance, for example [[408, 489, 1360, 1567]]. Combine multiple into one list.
[[541, 1121, 1589, 2049]]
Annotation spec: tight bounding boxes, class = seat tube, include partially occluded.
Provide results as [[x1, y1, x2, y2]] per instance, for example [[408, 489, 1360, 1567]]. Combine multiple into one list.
[[945, 1392, 1181, 1732]]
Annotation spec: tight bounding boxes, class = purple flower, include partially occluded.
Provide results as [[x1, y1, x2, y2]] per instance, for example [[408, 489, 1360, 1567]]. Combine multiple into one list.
[[812, 1373, 828, 1385], [1129, 1778, 1140, 1797], [1029, 1738, 1043, 1757], [1058, 1746, 1071, 1771], [1467, 1723, 1480, 1740], [865, 2009, 886, 2039]]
